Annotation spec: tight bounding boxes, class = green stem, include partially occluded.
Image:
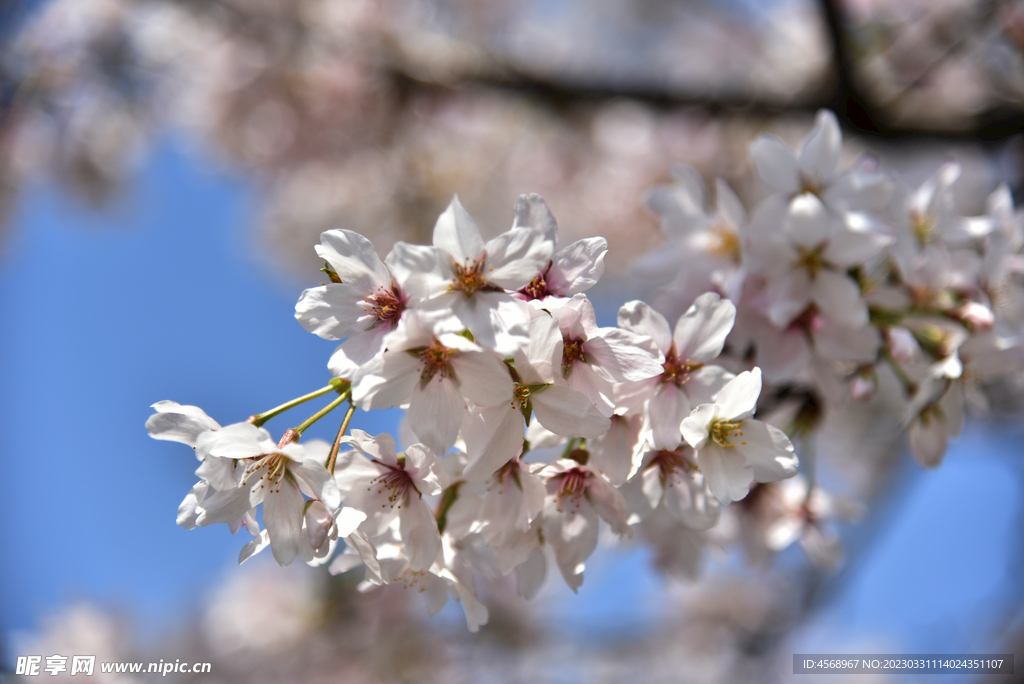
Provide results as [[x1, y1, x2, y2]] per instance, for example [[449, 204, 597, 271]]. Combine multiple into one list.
[[293, 390, 350, 438], [326, 402, 357, 474], [881, 349, 916, 395], [435, 481, 464, 535], [249, 383, 342, 427]]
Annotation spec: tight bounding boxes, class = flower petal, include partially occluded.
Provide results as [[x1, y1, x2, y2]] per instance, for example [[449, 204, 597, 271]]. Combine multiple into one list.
[[750, 135, 800, 195], [713, 368, 761, 420], [673, 292, 737, 363], [798, 109, 841, 182], [532, 384, 611, 439], [546, 237, 608, 296], [434, 195, 485, 262], [698, 444, 754, 503], [617, 300, 672, 352], [315, 229, 390, 292], [409, 377, 465, 455]]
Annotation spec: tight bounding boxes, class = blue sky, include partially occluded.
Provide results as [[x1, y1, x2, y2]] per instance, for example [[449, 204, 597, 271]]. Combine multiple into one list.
[[2, 136, 1021, 671]]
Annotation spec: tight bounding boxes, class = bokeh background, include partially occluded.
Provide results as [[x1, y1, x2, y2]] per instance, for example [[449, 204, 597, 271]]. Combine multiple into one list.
[[2, 0, 1024, 682]]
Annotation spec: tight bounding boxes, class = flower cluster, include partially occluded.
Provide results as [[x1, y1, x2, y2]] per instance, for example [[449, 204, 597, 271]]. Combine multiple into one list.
[[148, 110, 1024, 631]]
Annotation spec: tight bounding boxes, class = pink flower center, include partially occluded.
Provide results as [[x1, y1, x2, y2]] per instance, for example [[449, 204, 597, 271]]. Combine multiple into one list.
[[661, 342, 702, 386], [561, 337, 587, 376], [648, 448, 697, 486], [364, 284, 405, 327], [552, 467, 589, 512], [368, 463, 418, 509], [521, 263, 553, 300], [246, 453, 288, 493], [418, 340, 456, 383]]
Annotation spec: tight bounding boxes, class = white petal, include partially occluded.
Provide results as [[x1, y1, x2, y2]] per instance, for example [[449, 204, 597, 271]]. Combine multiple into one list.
[[327, 325, 391, 379], [647, 386, 688, 450], [565, 361, 616, 417], [673, 292, 737, 363], [715, 178, 746, 229], [798, 110, 841, 182], [513, 192, 558, 244], [681, 404, 715, 450], [785, 193, 832, 248], [463, 403, 525, 481], [823, 217, 893, 267], [335, 507, 368, 537], [315, 229, 390, 292], [532, 384, 611, 438], [294, 284, 374, 341], [452, 345, 515, 407], [514, 546, 547, 600], [812, 270, 868, 328], [698, 445, 754, 504], [908, 415, 947, 468], [342, 429, 399, 467], [735, 420, 798, 483], [350, 350, 418, 410], [617, 300, 672, 352], [813, 319, 880, 362], [290, 458, 342, 510], [403, 444, 446, 495], [713, 368, 761, 420], [765, 270, 813, 328], [548, 505, 598, 594], [750, 135, 800, 195], [547, 237, 608, 296], [385, 242, 450, 303], [586, 475, 631, 536], [399, 497, 443, 572], [239, 530, 271, 564], [665, 475, 720, 531], [434, 196, 485, 262], [195, 423, 274, 461], [513, 312, 563, 385], [263, 476, 305, 566], [409, 376, 465, 455], [585, 328, 663, 382], [146, 401, 220, 448], [486, 228, 555, 290]]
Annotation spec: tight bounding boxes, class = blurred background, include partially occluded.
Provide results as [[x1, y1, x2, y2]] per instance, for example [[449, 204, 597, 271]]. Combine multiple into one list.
[[1, 0, 1024, 682]]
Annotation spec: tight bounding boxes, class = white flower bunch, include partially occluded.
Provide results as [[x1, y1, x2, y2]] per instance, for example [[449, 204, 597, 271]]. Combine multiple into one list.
[[147, 109, 1024, 630]]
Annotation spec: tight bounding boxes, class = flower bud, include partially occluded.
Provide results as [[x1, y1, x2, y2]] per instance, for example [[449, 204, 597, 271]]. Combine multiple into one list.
[[953, 301, 994, 332], [886, 326, 921, 364], [850, 371, 877, 401], [304, 500, 333, 552]]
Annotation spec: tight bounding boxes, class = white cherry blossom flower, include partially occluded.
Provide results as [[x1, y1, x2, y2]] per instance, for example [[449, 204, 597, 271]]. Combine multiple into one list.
[[294, 229, 409, 378], [748, 192, 891, 330], [511, 194, 608, 304], [681, 369, 799, 503], [764, 477, 864, 572], [638, 165, 749, 314], [551, 294, 664, 417], [462, 311, 610, 480], [192, 424, 342, 566], [387, 195, 555, 355], [540, 459, 631, 592], [333, 430, 447, 571], [350, 310, 513, 455], [617, 294, 737, 450], [749, 109, 890, 213], [620, 446, 720, 530]]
